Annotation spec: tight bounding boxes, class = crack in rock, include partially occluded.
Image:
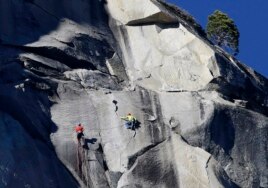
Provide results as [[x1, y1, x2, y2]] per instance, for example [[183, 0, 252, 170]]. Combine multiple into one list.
[[127, 138, 168, 169]]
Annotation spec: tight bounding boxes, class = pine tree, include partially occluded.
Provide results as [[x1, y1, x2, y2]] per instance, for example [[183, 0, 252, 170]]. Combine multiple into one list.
[[206, 10, 240, 56]]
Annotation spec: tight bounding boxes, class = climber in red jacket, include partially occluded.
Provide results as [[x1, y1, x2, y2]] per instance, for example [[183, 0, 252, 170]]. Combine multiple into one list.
[[75, 123, 84, 145]]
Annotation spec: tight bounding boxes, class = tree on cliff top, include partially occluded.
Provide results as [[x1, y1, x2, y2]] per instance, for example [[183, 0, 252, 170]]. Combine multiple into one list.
[[206, 10, 240, 56]]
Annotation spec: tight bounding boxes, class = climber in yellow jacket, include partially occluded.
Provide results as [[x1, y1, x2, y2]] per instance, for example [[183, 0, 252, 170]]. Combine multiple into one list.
[[121, 113, 136, 129]]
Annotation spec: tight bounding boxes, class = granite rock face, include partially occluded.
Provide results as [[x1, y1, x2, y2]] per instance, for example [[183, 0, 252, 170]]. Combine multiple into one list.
[[0, 0, 267, 188]]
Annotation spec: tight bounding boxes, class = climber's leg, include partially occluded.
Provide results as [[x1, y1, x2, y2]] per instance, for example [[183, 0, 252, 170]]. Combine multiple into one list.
[[131, 121, 135, 130], [125, 121, 131, 129], [77, 132, 84, 145]]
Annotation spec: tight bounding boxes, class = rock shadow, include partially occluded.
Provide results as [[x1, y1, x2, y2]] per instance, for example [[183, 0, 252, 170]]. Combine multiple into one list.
[[210, 109, 235, 155], [0, 0, 109, 46], [0, 89, 58, 143], [82, 138, 97, 150], [86, 138, 98, 144], [131, 120, 141, 131]]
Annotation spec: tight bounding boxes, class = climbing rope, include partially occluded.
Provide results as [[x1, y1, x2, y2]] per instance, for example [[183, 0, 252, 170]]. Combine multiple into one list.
[[119, 128, 137, 170], [85, 124, 125, 131], [76, 143, 83, 177]]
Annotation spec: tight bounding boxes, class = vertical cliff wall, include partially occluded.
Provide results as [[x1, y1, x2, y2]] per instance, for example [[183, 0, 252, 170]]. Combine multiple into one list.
[[0, 0, 267, 188]]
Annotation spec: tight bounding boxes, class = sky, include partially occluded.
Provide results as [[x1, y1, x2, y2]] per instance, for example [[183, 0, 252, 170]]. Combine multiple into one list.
[[168, 0, 268, 78]]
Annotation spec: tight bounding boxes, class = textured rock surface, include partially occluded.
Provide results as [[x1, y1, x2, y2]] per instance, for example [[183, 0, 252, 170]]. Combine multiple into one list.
[[0, 0, 267, 188], [107, 0, 215, 91]]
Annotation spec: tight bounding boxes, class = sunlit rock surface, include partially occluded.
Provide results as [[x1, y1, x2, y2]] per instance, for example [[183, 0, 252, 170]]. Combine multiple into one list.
[[0, 0, 267, 187]]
